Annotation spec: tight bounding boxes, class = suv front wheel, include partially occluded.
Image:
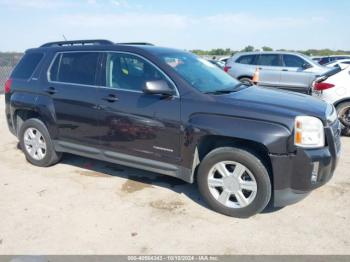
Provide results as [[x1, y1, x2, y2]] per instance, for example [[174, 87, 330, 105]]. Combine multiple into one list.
[[197, 147, 271, 218], [336, 102, 350, 136], [19, 118, 62, 167]]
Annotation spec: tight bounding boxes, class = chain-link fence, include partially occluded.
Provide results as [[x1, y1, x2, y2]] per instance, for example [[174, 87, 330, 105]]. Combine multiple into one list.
[[0, 53, 23, 94]]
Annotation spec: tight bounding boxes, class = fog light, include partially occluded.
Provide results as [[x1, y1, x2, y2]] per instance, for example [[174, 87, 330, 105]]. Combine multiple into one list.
[[311, 162, 319, 183]]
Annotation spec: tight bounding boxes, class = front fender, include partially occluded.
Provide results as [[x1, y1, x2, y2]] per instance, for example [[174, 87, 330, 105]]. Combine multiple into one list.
[[181, 113, 292, 171]]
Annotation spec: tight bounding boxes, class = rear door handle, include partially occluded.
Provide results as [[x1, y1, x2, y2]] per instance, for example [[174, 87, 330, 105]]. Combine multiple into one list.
[[45, 87, 57, 95], [102, 94, 119, 102], [282, 69, 289, 72]]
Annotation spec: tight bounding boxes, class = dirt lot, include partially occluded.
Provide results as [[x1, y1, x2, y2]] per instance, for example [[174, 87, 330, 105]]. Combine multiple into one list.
[[0, 95, 349, 255]]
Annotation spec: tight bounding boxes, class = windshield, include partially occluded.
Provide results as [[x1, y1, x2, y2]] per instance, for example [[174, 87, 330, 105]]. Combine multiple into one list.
[[157, 51, 240, 93]]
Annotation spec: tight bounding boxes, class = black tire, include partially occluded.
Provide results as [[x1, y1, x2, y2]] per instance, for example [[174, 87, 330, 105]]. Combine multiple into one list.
[[336, 102, 350, 136], [19, 118, 62, 167], [197, 147, 271, 218], [239, 77, 253, 85]]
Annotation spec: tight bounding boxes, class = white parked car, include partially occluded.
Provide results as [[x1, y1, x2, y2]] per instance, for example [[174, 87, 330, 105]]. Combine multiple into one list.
[[312, 64, 350, 135], [325, 59, 350, 68]]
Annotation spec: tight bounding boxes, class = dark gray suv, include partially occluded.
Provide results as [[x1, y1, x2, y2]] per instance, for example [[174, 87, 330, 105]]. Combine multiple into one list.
[[4, 40, 341, 218]]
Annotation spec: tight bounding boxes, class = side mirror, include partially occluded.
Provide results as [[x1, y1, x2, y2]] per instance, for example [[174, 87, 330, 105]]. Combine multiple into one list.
[[302, 63, 312, 70], [143, 80, 175, 96]]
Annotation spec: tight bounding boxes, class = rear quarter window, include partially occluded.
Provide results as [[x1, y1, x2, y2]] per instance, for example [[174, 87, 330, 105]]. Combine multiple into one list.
[[11, 53, 44, 79]]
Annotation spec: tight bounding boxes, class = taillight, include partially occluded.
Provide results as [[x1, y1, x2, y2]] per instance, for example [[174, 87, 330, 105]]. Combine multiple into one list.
[[224, 66, 231, 73], [4, 79, 12, 94], [314, 82, 335, 91]]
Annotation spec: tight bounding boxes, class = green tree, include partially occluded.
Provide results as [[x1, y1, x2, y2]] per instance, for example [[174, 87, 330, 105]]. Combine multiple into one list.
[[242, 45, 254, 52], [262, 46, 273, 51]]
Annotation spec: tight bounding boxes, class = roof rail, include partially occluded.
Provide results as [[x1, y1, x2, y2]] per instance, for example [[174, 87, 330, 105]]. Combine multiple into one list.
[[40, 39, 114, 48], [118, 42, 154, 46]]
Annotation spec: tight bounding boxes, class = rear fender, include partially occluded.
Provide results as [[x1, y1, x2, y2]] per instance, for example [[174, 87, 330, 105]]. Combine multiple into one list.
[[10, 93, 58, 138]]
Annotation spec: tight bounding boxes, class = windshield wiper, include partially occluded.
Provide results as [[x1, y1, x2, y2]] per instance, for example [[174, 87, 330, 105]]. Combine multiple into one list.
[[205, 89, 236, 94], [204, 82, 251, 95]]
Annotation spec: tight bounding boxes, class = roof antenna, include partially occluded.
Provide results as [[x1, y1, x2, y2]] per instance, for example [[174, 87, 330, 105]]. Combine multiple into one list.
[[62, 34, 67, 41]]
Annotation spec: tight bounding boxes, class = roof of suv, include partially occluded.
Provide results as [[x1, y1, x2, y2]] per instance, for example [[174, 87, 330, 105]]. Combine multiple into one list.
[[233, 51, 307, 56], [30, 39, 183, 55]]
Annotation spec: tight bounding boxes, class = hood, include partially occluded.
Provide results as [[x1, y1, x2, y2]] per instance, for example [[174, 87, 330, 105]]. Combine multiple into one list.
[[305, 66, 327, 73], [210, 86, 329, 129]]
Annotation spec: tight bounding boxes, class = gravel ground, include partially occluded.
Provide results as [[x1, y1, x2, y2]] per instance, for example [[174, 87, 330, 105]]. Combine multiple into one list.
[[0, 95, 349, 255]]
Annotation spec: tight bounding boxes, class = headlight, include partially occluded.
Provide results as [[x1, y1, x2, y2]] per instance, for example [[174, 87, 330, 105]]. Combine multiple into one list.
[[294, 116, 325, 148]]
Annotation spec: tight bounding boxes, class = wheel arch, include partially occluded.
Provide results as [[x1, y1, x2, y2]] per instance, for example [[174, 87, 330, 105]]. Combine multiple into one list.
[[195, 135, 273, 181], [238, 75, 253, 81], [334, 98, 350, 108], [14, 109, 44, 136]]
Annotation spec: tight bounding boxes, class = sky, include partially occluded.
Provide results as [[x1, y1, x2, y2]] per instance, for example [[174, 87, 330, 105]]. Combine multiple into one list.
[[0, 0, 349, 52]]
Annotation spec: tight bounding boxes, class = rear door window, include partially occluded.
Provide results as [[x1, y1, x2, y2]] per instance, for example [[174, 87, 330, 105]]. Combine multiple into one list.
[[257, 54, 281, 66], [283, 55, 307, 68], [49, 52, 100, 86], [11, 53, 44, 79], [236, 55, 256, 65]]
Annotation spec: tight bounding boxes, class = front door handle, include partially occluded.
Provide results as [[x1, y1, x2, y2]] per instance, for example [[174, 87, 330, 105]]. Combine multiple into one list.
[[45, 87, 57, 95], [102, 94, 119, 102], [282, 69, 289, 72]]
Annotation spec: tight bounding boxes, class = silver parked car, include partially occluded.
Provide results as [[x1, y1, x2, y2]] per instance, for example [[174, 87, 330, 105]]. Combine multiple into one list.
[[225, 51, 329, 94]]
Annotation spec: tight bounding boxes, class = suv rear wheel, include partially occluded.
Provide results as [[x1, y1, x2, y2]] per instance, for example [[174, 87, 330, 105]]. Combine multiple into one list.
[[197, 147, 271, 218], [239, 77, 253, 85], [19, 118, 62, 167], [336, 102, 350, 136]]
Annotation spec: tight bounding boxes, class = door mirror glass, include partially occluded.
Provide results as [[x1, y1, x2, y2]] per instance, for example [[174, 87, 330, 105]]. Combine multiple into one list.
[[143, 80, 175, 96], [302, 62, 312, 70]]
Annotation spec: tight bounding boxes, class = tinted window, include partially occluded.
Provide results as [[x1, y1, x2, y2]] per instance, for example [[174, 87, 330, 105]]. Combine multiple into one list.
[[257, 54, 281, 66], [11, 53, 43, 79], [236, 55, 256, 65], [49, 52, 99, 85], [283, 55, 307, 68], [106, 53, 171, 91], [319, 57, 330, 64]]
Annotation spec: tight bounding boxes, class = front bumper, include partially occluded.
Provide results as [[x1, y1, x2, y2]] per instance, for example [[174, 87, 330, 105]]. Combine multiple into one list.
[[271, 120, 341, 207]]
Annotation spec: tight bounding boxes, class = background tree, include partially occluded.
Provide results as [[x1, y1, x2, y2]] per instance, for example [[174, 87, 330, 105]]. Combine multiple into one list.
[[241, 45, 255, 52], [262, 46, 273, 51]]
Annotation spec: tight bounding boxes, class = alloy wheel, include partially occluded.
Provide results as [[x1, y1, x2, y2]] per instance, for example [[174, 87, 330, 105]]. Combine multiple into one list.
[[207, 161, 257, 208], [23, 128, 47, 160]]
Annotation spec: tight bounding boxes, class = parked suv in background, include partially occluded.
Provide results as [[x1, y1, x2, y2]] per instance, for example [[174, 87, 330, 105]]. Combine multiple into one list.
[[225, 51, 328, 94], [4, 40, 341, 218]]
